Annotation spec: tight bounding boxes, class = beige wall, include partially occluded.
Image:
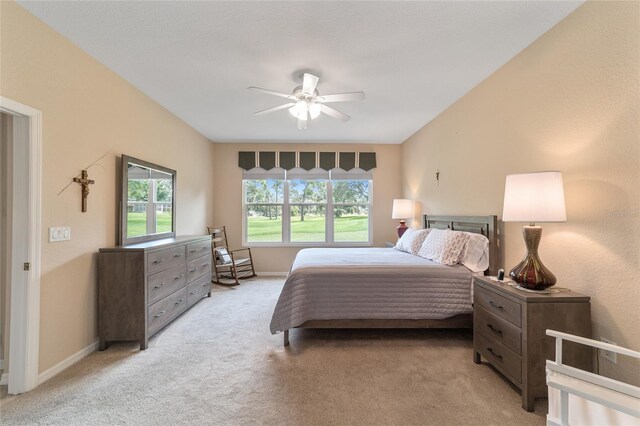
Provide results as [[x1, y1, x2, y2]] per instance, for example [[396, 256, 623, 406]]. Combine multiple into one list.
[[213, 143, 402, 272], [0, 2, 216, 373], [402, 1, 639, 384]]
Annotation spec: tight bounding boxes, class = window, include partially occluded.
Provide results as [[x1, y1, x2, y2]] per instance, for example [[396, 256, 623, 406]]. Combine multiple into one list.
[[244, 176, 372, 245], [244, 179, 284, 242], [332, 180, 370, 242], [289, 179, 327, 242]]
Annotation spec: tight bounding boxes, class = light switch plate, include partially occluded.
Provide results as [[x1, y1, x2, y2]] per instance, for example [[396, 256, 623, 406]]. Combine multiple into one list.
[[49, 226, 71, 242]]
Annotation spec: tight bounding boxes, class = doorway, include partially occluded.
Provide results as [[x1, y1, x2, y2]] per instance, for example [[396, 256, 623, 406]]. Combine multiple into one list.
[[1, 112, 12, 393], [0, 98, 42, 395]]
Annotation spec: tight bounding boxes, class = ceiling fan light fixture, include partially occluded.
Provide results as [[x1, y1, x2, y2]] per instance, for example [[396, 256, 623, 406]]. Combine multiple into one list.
[[289, 100, 308, 120], [289, 100, 321, 121], [309, 102, 321, 119]]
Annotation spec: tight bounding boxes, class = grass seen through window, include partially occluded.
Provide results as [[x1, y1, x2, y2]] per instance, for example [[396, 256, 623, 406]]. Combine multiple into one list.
[[247, 215, 368, 242]]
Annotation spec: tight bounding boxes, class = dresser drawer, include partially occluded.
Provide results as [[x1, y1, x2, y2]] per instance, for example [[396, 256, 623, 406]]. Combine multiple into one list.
[[186, 276, 210, 308], [186, 240, 211, 260], [147, 246, 186, 275], [148, 288, 187, 336], [187, 254, 212, 283], [475, 306, 522, 355], [475, 285, 522, 327], [147, 263, 187, 306], [476, 331, 522, 384]]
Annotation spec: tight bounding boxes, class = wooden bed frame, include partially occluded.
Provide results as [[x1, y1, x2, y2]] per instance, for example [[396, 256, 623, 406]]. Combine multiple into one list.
[[283, 214, 499, 346]]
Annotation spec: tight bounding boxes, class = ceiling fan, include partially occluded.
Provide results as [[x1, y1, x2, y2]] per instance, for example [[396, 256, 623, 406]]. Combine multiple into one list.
[[248, 73, 365, 130]]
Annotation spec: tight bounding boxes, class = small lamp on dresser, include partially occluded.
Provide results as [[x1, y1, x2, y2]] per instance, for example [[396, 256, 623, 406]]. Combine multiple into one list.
[[502, 171, 567, 290], [392, 199, 412, 238]]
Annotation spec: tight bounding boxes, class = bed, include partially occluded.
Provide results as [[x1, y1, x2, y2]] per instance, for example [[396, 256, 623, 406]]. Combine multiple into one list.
[[270, 215, 498, 345]]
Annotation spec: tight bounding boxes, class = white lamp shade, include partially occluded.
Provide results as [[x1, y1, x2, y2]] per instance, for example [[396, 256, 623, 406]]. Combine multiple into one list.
[[502, 172, 567, 223], [392, 199, 413, 219]]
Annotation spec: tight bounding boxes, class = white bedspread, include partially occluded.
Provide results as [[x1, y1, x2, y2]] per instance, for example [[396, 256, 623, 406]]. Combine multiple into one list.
[[269, 248, 474, 333]]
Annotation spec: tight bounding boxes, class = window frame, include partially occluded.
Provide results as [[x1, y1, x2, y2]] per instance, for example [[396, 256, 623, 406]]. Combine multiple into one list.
[[242, 178, 373, 247]]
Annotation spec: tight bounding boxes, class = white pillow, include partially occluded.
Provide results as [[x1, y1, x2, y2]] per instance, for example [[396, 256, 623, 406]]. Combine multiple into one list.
[[394, 228, 431, 254], [459, 232, 490, 272], [417, 229, 470, 265]]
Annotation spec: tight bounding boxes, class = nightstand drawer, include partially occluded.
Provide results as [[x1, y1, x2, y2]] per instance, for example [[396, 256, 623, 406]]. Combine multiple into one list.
[[475, 285, 522, 327], [476, 331, 522, 384], [475, 306, 522, 355]]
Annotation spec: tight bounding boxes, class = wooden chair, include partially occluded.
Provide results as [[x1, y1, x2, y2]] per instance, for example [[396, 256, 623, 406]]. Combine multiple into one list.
[[207, 226, 257, 286]]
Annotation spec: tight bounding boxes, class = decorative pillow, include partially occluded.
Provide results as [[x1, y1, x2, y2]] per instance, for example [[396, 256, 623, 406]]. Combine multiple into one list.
[[459, 232, 490, 273], [417, 229, 470, 265], [394, 228, 431, 254]]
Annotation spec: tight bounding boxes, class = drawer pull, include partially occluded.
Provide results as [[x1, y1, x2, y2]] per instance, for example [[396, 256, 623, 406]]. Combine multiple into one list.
[[153, 283, 165, 289], [189, 268, 198, 273], [487, 347, 503, 360], [175, 299, 184, 305], [189, 249, 196, 253], [174, 275, 183, 280], [202, 263, 209, 267], [189, 291, 197, 295], [173, 253, 182, 258], [489, 300, 503, 310], [487, 324, 503, 336], [153, 259, 165, 264], [154, 310, 166, 319]]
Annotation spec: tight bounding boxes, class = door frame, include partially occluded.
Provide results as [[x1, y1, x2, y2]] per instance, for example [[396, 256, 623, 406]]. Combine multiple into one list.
[[0, 97, 42, 394]]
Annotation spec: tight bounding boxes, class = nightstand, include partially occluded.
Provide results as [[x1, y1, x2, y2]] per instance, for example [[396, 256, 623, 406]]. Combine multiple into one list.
[[473, 276, 592, 412]]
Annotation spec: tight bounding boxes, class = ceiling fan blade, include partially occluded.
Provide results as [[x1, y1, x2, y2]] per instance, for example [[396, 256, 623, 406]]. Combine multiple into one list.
[[318, 92, 365, 103], [247, 86, 296, 100], [253, 102, 296, 116], [302, 73, 319, 95], [297, 118, 308, 130], [320, 104, 351, 122]]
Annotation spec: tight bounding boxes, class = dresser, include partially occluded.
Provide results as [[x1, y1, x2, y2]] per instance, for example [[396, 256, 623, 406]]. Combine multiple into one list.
[[473, 276, 591, 411], [98, 235, 212, 351]]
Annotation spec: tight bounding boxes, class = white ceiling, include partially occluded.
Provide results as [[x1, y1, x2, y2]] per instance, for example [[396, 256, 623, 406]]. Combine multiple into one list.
[[19, 1, 583, 144]]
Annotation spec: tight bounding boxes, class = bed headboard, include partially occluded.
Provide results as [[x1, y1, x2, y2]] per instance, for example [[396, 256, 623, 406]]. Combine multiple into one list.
[[424, 215, 499, 276]]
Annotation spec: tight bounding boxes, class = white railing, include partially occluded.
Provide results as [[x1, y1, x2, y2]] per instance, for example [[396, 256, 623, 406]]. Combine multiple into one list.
[[546, 330, 640, 426]]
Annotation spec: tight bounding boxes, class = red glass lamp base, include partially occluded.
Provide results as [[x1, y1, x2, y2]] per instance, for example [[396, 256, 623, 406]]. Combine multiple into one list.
[[509, 225, 557, 290], [396, 221, 408, 238]]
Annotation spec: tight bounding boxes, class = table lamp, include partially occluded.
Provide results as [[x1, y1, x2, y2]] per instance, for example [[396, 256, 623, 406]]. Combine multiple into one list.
[[392, 199, 412, 238], [502, 172, 566, 290]]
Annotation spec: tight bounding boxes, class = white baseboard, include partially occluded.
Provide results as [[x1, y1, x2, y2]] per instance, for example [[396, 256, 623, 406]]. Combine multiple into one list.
[[38, 339, 99, 385], [0, 372, 7, 385], [257, 272, 288, 277]]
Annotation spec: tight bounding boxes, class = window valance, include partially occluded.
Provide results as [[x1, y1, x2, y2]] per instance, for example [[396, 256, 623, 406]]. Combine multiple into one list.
[[238, 151, 376, 172]]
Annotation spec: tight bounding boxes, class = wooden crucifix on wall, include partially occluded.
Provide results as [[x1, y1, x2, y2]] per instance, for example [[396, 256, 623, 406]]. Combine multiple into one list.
[[73, 170, 95, 212]]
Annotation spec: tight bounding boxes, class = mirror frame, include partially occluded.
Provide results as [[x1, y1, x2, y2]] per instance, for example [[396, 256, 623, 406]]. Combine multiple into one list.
[[120, 154, 177, 245]]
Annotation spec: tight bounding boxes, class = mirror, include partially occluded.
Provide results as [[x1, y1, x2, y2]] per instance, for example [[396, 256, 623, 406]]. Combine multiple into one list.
[[120, 155, 176, 245]]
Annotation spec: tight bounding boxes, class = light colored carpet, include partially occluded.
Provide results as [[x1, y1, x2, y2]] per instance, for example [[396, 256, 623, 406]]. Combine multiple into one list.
[[0, 278, 546, 425]]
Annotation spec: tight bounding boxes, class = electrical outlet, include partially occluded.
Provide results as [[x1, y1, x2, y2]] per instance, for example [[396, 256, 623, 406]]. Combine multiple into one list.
[[600, 337, 617, 364]]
